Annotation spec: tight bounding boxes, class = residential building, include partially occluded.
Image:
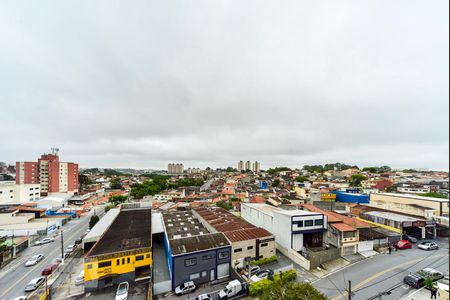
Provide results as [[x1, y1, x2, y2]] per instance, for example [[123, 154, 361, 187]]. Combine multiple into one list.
[[245, 161, 252, 171], [192, 207, 275, 264], [237, 161, 244, 172], [0, 182, 40, 204], [161, 210, 231, 290], [397, 183, 431, 194], [252, 161, 261, 173], [168, 163, 184, 174], [16, 151, 78, 196], [84, 205, 152, 291]]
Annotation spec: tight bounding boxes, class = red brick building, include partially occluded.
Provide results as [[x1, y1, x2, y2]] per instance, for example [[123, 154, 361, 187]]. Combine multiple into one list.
[[16, 152, 78, 196]]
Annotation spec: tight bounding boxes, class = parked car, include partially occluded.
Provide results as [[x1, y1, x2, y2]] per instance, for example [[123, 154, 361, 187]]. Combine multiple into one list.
[[250, 270, 272, 283], [24, 277, 46, 292], [25, 254, 44, 266], [11, 296, 27, 300], [393, 240, 412, 250], [175, 281, 196, 295], [75, 270, 85, 285], [403, 235, 418, 243], [34, 237, 55, 246], [404, 273, 425, 289], [65, 244, 77, 253], [418, 242, 439, 251], [219, 280, 243, 299], [194, 293, 212, 300], [56, 252, 70, 262], [115, 281, 129, 300], [245, 265, 261, 277], [74, 238, 83, 245], [417, 268, 444, 281], [41, 263, 59, 276]]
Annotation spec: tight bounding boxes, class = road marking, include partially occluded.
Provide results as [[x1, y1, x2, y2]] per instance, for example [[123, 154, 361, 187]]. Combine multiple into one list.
[[0, 217, 90, 299], [331, 254, 446, 300]]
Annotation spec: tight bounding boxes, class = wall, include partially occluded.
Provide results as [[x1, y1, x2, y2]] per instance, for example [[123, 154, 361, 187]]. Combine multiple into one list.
[[370, 193, 449, 216], [303, 246, 341, 269]]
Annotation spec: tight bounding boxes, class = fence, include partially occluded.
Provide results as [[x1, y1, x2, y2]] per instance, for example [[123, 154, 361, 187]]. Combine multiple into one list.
[[302, 246, 341, 269]]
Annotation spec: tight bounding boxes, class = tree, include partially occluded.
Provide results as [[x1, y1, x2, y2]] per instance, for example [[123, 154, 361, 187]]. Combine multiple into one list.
[[109, 178, 122, 189], [104, 203, 116, 213], [350, 174, 368, 187], [216, 200, 233, 210], [272, 179, 281, 187], [89, 215, 100, 229], [260, 282, 329, 300], [267, 167, 291, 175], [109, 195, 127, 205], [295, 176, 309, 183], [78, 174, 93, 188], [225, 167, 237, 172], [419, 192, 449, 199]]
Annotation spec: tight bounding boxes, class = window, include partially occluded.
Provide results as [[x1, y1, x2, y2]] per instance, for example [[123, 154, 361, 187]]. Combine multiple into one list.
[[116, 259, 120, 265], [146, 254, 150, 258], [304, 220, 314, 227], [247, 246, 254, 250], [98, 261, 111, 268], [343, 231, 355, 238], [218, 252, 229, 259], [294, 220, 303, 227], [136, 255, 144, 261], [122, 258, 125, 265], [260, 243, 268, 247], [234, 248, 242, 253], [87, 264, 92, 269], [315, 219, 324, 226], [185, 258, 197, 267], [127, 257, 130, 264], [201, 271, 207, 278], [202, 254, 213, 260], [189, 273, 200, 280]]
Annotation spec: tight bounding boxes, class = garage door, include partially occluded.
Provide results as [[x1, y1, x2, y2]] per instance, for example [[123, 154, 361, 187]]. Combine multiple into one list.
[[358, 241, 373, 253], [342, 245, 356, 256], [217, 263, 230, 279]]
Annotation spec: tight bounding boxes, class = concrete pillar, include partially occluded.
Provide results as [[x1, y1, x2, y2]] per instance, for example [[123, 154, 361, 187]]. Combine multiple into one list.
[[421, 227, 426, 239], [433, 226, 437, 239]]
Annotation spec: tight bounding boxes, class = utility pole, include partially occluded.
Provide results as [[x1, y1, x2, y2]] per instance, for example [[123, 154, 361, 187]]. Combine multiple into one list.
[[348, 280, 352, 300], [60, 230, 64, 265]]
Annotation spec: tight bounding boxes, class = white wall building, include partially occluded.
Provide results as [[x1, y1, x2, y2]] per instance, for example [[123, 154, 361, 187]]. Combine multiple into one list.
[[0, 182, 41, 204]]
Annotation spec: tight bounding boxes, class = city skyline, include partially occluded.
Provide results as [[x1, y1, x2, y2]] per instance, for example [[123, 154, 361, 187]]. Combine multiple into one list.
[[0, 1, 448, 171]]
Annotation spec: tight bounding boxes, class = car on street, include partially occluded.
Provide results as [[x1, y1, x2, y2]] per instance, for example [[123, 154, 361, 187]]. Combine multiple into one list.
[[115, 281, 129, 300], [403, 235, 418, 243], [65, 244, 77, 253], [417, 268, 444, 281], [194, 293, 212, 300], [75, 270, 85, 285], [418, 241, 439, 251], [393, 240, 412, 250], [25, 254, 44, 266], [24, 277, 46, 292], [34, 237, 55, 246], [74, 237, 83, 245], [56, 252, 70, 262], [175, 281, 196, 295], [403, 273, 425, 288], [11, 296, 27, 300], [41, 263, 59, 276]]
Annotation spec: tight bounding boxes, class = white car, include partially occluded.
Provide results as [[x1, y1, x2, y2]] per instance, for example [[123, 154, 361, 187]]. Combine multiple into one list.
[[34, 237, 55, 246], [65, 244, 77, 253], [418, 242, 439, 251], [194, 293, 212, 300], [25, 254, 44, 266], [24, 277, 45, 292], [75, 270, 85, 285], [11, 296, 27, 300], [115, 281, 129, 300], [175, 281, 196, 295]]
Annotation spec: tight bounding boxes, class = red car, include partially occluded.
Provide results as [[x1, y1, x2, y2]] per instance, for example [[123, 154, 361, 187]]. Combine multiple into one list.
[[394, 240, 412, 250], [41, 263, 59, 276]]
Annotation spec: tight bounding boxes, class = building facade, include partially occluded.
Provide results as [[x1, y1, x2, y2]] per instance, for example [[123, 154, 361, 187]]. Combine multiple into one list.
[[237, 161, 244, 172], [168, 163, 184, 174], [252, 161, 260, 173], [0, 182, 41, 204], [16, 151, 78, 196]]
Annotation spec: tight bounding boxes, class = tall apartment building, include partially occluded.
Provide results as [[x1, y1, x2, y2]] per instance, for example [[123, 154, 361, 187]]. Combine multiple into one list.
[[16, 151, 79, 196], [237, 161, 244, 172], [167, 163, 184, 174], [252, 161, 261, 173], [245, 161, 252, 171]]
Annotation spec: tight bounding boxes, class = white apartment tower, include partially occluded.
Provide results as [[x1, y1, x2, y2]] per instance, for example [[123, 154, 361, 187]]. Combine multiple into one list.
[[252, 161, 261, 173], [237, 161, 244, 172], [168, 163, 184, 174]]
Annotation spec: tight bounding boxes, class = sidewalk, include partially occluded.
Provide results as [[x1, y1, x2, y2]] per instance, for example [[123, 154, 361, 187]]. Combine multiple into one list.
[[51, 257, 84, 300]]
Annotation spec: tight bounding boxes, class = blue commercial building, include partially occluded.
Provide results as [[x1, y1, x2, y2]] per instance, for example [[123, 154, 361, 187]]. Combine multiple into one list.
[[161, 211, 231, 291], [332, 191, 369, 204]]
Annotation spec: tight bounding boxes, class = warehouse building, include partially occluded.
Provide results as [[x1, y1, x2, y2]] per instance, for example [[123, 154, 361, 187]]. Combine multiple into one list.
[[193, 207, 275, 264], [84, 206, 152, 291], [162, 210, 231, 291]]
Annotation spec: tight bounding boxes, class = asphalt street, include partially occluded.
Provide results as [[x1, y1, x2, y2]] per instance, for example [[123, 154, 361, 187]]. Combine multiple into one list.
[[0, 212, 94, 300], [313, 238, 449, 300]]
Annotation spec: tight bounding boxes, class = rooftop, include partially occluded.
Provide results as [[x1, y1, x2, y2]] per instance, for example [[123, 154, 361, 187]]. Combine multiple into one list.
[[162, 211, 210, 240], [242, 203, 319, 217], [88, 208, 151, 257], [363, 210, 425, 222], [169, 232, 230, 256], [373, 192, 450, 203], [330, 223, 356, 232]]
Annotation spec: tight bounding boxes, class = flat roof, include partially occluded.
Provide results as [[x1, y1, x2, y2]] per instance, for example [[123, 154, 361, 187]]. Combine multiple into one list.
[[373, 193, 450, 203], [223, 227, 273, 242], [169, 232, 230, 256], [88, 208, 151, 257], [162, 211, 210, 240], [242, 203, 320, 217], [363, 211, 424, 222]]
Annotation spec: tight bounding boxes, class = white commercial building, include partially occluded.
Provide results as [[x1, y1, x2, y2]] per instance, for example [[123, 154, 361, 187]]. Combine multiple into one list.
[[0, 182, 41, 204], [241, 203, 327, 253]]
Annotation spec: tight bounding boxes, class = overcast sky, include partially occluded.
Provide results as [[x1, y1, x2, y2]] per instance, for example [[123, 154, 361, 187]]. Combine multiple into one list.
[[0, 1, 448, 170]]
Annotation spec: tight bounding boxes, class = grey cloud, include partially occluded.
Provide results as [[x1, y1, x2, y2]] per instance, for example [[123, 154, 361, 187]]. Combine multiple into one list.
[[0, 0, 448, 170]]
